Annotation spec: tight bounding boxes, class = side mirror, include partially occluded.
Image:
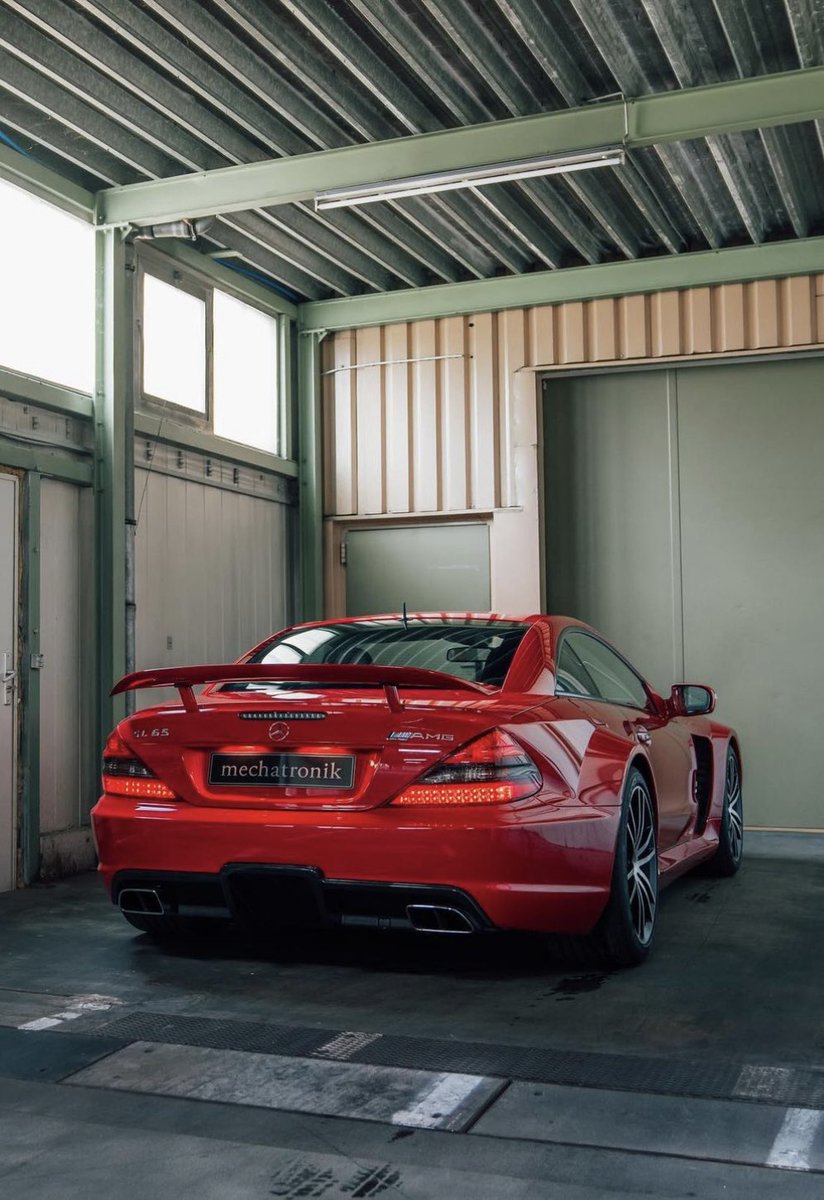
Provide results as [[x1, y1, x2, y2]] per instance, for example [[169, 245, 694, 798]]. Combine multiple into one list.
[[669, 684, 716, 716]]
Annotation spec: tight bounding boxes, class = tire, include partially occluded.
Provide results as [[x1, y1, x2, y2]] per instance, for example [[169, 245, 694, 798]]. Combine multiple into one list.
[[706, 745, 743, 877], [596, 766, 659, 968]]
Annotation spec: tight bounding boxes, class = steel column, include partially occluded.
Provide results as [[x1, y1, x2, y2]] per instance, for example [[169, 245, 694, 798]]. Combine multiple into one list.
[[20, 472, 40, 884], [94, 229, 135, 744], [297, 329, 324, 620]]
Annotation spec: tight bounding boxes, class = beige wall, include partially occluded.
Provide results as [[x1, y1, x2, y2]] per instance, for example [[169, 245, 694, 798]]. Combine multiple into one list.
[[323, 273, 824, 616]]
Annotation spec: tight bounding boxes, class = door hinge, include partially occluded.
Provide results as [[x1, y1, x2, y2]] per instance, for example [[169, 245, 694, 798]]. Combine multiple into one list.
[[340, 541, 347, 566]]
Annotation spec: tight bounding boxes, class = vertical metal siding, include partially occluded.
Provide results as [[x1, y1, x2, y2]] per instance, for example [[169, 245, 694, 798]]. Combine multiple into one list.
[[323, 274, 824, 519], [135, 464, 293, 698], [39, 480, 94, 834]]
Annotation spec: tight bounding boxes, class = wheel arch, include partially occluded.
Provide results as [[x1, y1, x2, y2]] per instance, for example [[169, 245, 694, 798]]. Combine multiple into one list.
[[625, 752, 659, 825]]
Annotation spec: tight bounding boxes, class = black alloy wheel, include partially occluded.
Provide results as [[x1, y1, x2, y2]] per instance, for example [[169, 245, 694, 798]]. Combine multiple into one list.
[[598, 766, 659, 967]]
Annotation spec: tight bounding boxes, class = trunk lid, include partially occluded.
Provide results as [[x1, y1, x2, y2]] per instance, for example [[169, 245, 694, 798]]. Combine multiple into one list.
[[113, 666, 531, 811]]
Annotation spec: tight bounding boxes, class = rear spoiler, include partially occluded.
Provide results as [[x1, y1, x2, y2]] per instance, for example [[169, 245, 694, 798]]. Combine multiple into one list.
[[111, 663, 488, 713]]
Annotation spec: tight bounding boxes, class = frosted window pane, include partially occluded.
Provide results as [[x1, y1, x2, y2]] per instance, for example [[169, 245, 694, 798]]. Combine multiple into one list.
[[0, 177, 94, 393], [142, 274, 206, 411], [213, 290, 279, 454]]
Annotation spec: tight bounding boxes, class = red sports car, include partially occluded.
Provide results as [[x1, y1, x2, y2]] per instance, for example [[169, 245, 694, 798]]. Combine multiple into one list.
[[91, 614, 743, 966]]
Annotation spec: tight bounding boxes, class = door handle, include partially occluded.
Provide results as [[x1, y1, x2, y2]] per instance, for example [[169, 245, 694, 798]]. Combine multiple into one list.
[[2, 651, 15, 707]]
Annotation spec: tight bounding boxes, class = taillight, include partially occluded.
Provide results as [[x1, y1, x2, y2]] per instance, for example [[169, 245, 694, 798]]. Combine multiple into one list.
[[391, 728, 541, 806], [102, 731, 176, 800]]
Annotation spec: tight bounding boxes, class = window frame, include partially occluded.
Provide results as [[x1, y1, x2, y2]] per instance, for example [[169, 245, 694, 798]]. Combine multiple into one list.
[[554, 628, 654, 713], [136, 248, 286, 456]]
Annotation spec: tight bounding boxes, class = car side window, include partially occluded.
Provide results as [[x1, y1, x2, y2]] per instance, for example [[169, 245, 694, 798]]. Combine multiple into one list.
[[559, 632, 649, 710], [556, 640, 599, 697]]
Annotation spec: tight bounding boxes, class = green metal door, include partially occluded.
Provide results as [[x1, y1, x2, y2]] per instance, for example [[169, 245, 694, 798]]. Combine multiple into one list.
[[345, 523, 491, 617]]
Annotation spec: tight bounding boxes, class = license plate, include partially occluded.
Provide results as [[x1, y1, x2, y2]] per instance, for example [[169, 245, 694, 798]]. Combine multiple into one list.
[[209, 753, 355, 789]]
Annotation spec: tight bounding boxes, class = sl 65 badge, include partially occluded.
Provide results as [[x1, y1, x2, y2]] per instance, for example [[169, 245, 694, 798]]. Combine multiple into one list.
[[132, 727, 170, 739]]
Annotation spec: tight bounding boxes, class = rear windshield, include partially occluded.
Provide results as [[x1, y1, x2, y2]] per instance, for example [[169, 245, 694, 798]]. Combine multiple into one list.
[[234, 619, 529, 690]]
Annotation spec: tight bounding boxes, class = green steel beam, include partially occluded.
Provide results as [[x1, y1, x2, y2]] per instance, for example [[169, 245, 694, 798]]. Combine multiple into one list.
[[95, 230, 134, 747], [139, 240, 297, 320], [134, 413, 298, 478], [0, 367, 93, 421], [20, 472, 40, 884], [97, 67, 824, 227], [0, 143, 94, 223], [301, 235, 824, 331], [297, 331, 324, 620], [0, 436, 93, 485]]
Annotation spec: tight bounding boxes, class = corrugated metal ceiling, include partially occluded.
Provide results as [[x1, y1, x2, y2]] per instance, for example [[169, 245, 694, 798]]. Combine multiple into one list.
[[0, 0, 822, 302]]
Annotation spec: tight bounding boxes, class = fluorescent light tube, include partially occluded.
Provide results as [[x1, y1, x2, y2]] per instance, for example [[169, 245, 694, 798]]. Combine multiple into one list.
[[315, 147, 624, 210]]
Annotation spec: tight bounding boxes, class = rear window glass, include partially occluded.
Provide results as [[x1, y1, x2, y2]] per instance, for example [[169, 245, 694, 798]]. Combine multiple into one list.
[[232, 619, 529, 690]]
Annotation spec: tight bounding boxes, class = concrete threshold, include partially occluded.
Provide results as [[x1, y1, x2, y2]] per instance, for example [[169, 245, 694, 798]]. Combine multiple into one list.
[[472, 1080, 824, 1174]]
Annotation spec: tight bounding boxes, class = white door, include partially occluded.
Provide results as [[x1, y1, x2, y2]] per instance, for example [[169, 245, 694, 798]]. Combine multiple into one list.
[[0, 472, 18, 891]]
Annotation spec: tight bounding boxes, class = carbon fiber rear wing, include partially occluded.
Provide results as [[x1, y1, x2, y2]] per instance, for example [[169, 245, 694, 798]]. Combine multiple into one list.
[[111, 663, 488, 713]]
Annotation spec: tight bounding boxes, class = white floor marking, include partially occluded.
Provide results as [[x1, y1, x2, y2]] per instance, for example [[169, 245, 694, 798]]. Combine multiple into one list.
[[17, 993, 122, 1031], [18, 1016, 63, 1031], [391, 1072, 487, 1128], [766, 1107, 823, 1171], [735, 1064, 795, 1102], [312, 1030, 382, 1060]]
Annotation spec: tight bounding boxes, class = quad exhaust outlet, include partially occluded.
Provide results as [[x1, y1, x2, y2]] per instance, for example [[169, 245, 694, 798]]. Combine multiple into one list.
[[406, 904, 474, 933], [119, 888, 164, 916]]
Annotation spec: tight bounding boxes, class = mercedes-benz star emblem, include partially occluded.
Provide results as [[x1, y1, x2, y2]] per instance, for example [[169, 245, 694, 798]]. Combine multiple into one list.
[[268, 721, 289, 742]]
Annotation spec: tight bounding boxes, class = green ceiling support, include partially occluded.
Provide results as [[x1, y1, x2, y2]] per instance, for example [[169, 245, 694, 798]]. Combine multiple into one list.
[[301, 235, 824, 331], [0, 367, 93, 421], [95, 229, 135, 747], [96, 66, 824, 227], [0, 437, 93, 485], [0, 142, 94, 223], [20, 472, 41, 884], [297, 330, 324, 621]]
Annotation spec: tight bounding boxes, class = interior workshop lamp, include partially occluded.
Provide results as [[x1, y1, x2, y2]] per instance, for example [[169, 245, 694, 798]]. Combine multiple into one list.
[[314, 147, 624, 210]]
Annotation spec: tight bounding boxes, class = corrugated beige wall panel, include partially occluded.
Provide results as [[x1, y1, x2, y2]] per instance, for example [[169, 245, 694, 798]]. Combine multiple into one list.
[[748, 279, 780, 348], [588, 298, 618, 361], [410, 319, 440, 511], [682, 288, 712, 355], [714, 283, 746, 351], [557, 301, 586, 363], [439, 316, 470, 511], [354, 326, 384, 514], [528, 305, 554, 365], [780, 276, 815, 345], [322, 272, 824, 522], [497, 308, 528, 509], [325, 333, 357, 516], [650, 291, 681, 358], [468, 312, 498, 509], [384, 323, 412, 513]]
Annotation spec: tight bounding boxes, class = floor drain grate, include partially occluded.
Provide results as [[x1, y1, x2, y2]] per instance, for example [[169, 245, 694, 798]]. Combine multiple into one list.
[[94, 1011, 824, 1109]]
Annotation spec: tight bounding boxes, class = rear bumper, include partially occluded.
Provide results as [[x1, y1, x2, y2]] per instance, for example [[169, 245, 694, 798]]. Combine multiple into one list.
[[92, 794, 618, 935]]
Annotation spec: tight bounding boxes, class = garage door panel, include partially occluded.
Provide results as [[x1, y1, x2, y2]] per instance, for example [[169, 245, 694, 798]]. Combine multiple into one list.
[[678, 359, 824, 829], [543, 371, 680, 694]]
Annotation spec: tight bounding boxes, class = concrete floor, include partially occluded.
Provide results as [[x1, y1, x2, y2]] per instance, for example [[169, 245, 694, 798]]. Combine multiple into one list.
[[0, 832, 822, 1197]]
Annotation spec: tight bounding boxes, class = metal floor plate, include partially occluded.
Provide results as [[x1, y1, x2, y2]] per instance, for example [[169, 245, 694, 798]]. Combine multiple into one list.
[[95, 1011, 824, 1109]]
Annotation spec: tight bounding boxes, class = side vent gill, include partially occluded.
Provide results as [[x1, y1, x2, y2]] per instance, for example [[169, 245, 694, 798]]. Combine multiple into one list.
[[692, 736, 714, 835]]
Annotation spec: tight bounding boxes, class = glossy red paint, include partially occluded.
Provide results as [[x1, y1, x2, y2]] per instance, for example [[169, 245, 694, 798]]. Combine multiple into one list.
[[92, 613, 739, 942]]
